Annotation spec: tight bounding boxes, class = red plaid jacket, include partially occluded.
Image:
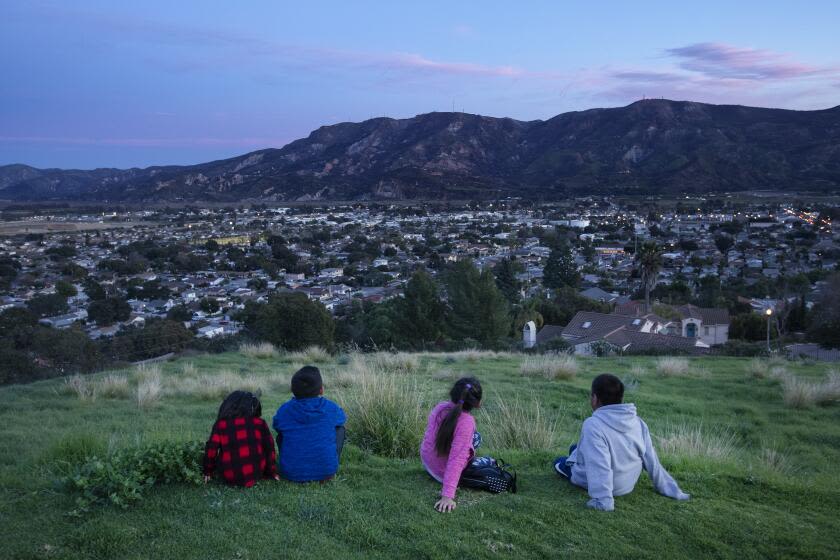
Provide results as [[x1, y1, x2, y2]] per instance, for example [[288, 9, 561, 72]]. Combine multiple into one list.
[[203, 416, 278, 487]]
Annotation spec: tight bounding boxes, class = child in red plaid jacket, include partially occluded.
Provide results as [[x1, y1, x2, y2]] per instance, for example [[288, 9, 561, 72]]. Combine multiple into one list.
[[203, 391, 280, 487]]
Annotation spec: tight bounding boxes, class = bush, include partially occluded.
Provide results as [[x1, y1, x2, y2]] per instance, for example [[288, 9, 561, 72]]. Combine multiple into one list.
[[520, 354, 578, 380], [63, 441, 203, 514], [338, 370, 424, 458]]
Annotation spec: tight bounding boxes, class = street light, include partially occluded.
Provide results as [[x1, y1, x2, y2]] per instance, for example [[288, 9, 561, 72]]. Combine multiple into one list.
[[765, 307, 773, 352]]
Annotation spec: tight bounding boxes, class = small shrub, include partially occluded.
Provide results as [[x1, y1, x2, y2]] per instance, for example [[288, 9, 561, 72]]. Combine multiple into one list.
[[480, 397, 559, 450], [338, 371, 424, 458], [655, 357, 690, 378], [656, 423, 738, 460], [520, 354, 578, 380], [97, 374, 130, 399], [63, 441, 203, 514], [239, 342, 278, 359], [745, 359, 768, 379], [61, 374, 96, 402], [136, 370, 163, 409]]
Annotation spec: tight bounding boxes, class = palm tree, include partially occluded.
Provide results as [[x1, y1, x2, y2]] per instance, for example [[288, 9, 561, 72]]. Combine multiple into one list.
[[636, 241, 662, 314]]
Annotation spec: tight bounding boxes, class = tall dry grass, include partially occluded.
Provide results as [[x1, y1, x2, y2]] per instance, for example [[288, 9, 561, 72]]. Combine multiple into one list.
[[655, 357, 691, 378], [655, 423, 738, 460], [520, 354, 578, 380], [282, 346, 331, 363], [782, 371, 840, 408], [136, 369, 162, 409], [60, 374, 97, 402], [239, 342, 279, 359], [480, 397, 560, 450], [337, 368, 424, 458], [97, 374, 130, 399]]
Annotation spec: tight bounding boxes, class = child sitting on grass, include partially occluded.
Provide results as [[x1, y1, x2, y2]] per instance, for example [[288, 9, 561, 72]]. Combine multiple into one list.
[[420, 376, 487, 513], [553, 373, 690, 511], [203, 390, 280, 487], [272, 366, 346, 482]]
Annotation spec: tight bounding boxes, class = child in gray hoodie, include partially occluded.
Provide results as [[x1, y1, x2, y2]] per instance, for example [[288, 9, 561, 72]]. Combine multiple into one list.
[[553, 373, 690, 511]]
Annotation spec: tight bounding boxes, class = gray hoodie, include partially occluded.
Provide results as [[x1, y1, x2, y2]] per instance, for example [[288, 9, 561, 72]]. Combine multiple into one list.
[[566, 403, 690, 511]]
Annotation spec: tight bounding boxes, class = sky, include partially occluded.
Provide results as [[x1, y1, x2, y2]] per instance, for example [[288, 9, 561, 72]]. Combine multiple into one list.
[[2, 0, 839, 169]]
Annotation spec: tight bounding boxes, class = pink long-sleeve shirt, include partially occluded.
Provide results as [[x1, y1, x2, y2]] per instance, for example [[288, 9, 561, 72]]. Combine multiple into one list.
[[420, 401, 476, 499]]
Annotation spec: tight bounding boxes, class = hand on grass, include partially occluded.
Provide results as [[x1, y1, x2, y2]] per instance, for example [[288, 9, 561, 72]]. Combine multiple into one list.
[[435, 497, 456, 513], [273, 474, 281, 481]]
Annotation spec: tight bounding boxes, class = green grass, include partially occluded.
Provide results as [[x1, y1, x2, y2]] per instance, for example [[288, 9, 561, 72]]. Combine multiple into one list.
[[1, 353, 839, 559]]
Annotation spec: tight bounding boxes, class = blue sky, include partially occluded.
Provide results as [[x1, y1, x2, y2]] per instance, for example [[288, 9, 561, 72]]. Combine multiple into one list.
[[2, 0, 839, 169]]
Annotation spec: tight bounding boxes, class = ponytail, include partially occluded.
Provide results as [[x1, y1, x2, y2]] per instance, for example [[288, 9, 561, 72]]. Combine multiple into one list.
[[435, 377, 482, 456]]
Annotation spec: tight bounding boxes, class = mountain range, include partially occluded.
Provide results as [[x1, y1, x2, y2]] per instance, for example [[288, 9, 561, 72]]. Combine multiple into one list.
[[2, 99, 840, 202]]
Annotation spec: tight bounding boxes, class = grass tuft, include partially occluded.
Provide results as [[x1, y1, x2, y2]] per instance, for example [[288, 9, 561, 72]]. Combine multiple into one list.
[[655, 357, 691, 378], [97, 374, 130, 399], [239, 342, 279, 359], [338, 369, 424, 458], [480, 396, 559, 450], [520, 354, 578, 380], [782, 371, 840, 408], [60, 374, 97, 402], [656, 423, 738, 460], [136, 370, 163, 409]]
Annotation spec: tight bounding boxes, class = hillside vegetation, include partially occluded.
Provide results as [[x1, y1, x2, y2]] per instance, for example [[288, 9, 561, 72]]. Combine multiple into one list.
[[1, 351, 839, 559]]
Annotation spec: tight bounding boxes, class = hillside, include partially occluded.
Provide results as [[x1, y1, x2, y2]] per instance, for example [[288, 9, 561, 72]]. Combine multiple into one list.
[[3, 100, 840, 202], [1, 351, 839, 559]]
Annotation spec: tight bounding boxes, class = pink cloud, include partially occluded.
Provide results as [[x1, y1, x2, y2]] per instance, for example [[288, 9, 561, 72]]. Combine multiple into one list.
[[665, 42, 829, 80]]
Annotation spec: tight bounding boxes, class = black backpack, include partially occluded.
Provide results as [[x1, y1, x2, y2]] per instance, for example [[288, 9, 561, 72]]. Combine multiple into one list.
[[459, 457, 517, 494]]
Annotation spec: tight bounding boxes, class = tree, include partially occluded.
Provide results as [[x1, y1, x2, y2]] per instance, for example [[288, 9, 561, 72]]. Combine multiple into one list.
[[241, 292, 334, 351], [82, 278, 107, 301], [393, 270, 446, 349], [543, 244, 579, 290], [87, 296, 131, 326], [714, 234, 734, 255], [636, 241, 663, 313], [808, 273, 840, 348], [199, 297, 220, 314], [445, 260, 510, 347], [494, 258, 522, 304], [730, 312, 771, 342], [55, 280, 77, 298], [167, 304, 193, 323], [27, 294, 68, 318]]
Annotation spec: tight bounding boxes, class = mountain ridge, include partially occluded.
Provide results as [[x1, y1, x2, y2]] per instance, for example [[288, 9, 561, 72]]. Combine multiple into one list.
[[3, 99, 840, 202]]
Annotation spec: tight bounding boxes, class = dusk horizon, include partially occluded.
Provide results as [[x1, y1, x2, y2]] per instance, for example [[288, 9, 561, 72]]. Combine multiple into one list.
[[3, 1, 840, 169]]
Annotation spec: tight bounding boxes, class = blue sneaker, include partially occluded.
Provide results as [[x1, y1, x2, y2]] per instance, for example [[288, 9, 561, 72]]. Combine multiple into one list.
[[553, 456, 572, 479]]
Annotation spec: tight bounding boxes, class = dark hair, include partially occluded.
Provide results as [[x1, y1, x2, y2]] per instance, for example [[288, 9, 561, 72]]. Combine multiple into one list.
[[217, 390, 262, 420], [291, 366, 323, 398], [591, 373, 624, 406], [435, 377, 482, 456]]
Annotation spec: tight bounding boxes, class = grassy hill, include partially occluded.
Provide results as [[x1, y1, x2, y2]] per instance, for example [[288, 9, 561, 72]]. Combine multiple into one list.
[[1, 350, 839, 559]]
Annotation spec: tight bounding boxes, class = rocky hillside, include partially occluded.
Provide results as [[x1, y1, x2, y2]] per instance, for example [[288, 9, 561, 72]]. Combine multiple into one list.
[[3, 99, 840, 202]]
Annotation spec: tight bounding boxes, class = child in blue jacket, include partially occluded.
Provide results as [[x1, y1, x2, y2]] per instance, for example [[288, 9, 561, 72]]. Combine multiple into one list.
[[272, 366, 346, 482]]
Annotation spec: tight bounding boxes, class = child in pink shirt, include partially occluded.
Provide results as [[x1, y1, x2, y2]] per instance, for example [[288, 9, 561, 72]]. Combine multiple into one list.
[[420, 377, 483, 513]]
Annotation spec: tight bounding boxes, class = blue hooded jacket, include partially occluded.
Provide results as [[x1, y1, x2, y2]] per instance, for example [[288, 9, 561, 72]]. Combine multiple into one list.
[[272, 396, 346, 482]]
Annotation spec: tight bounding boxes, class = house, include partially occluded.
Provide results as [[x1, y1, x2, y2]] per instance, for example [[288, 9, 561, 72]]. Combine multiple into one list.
[[674, 304, 730, 346], [539, 310, 709, 355], [197, 325, 224, 338]]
